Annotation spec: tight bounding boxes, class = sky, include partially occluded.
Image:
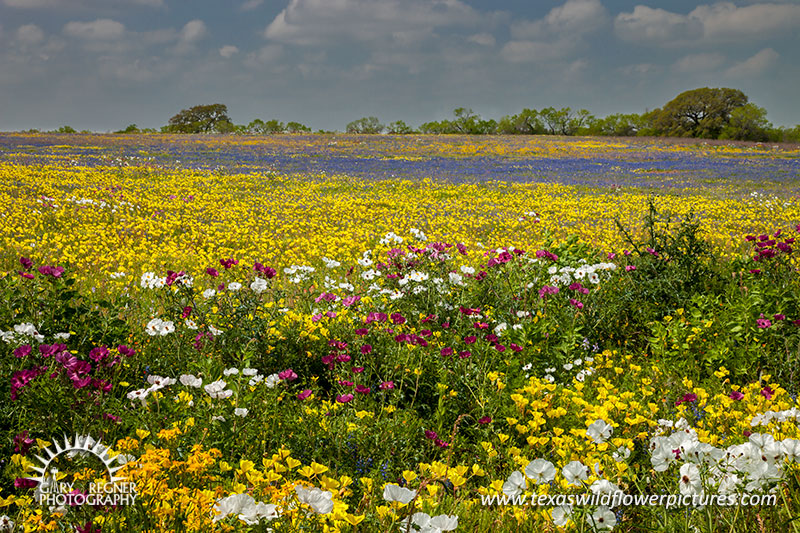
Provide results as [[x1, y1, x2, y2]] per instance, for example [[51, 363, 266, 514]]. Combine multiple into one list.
[[0, 0, 798, 132]]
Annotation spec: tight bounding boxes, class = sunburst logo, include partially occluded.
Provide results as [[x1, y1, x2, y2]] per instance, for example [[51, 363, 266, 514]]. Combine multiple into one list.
[[23, 434, 137, 508]]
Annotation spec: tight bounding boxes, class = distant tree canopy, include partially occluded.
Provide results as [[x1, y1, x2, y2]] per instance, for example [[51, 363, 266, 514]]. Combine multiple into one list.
[[166, 104, 233, 134], [387, 120, 414, 134], [153, 89, 799, 142], [346, 116, 384, 134], [648, 87, 749, 139]]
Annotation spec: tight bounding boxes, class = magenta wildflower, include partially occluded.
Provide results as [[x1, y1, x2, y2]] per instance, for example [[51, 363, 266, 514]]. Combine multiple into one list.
[[13, 431, 35, 454], [355, 384, 371, 394], [278, 369, 298, 381], [458, 350, 472, 359], [205, 267, 219, 277], [729, 390, 744, 401], [379, 381, 395, 390], [757, 318, 772, 329], [538, 285, 559, 298], [89, 346, 109, 364], [351, 366, 364, 373], [13, 345, 32, 359], [336, 394, 354, 403], [342, 295, 360, 307], [761, 386, 774, 400], [391, 312, 406, 325], [675, 393, 697, 406], [477, 416, 492, 425], [181, 306, 192, 319], [424, 430, 438, 440], [220, 258, 239, 269], [18, 271, 35, 279], [360, 344, 373, 354], [774, 314, 786, 321], [38, 265, 65, 278], [19, 257, 33, 270], [253, 262, 276, 278], [440, 347, 454, 357], [297, 389, 312, 400], [569, 298, 584, 310], [625, 265, 636, 272], [14, 478, 37, 489]]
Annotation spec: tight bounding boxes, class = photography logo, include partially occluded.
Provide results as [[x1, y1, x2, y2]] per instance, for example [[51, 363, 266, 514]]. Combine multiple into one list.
[[23, 434, 137, 507]]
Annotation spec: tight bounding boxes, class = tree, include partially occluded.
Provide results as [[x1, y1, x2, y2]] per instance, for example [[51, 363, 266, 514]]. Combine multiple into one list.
[[539, 107, 573, 135], [586, 113, 644, 137], [719, 103, 771, 142], [497, 109, 546, 135], [387, 120, 414, 134], [166, 103, 233, 134], [346, 116, 384, 134], [418, 120, 453, 134], [115, 124, 140, 134], [651, 87, 748, 139], [285, 121, 311, 133], [246, 119, 285, 134], [56, 125, 76, 134]]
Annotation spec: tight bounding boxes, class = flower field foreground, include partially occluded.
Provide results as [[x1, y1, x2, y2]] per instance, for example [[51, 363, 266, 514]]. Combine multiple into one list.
[[1, 135, 800, 532]]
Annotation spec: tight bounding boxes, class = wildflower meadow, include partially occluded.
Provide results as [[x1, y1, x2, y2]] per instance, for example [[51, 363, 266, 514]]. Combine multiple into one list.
[[2, 132, 800, 532]]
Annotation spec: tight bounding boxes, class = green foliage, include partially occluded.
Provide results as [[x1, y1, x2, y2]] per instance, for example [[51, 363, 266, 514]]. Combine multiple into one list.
[[720, 103, 772, 142], [55, 125, 77, 134], [115, 124, 140, 134], [285, 121, 311, 133], [346, 116, 384, 134], [651, 87, 749, 138], [497, 109, 546, 135], [246, 119, 286, 134], [585, 113, 644, 137], [587, 200, 723, 352], [539, 107, 593, 136], [386, 120, 415, 134], [166, 103, 233, 134]]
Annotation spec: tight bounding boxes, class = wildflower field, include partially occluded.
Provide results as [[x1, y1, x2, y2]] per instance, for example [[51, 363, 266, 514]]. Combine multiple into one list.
[[1, 132, 800, 532]]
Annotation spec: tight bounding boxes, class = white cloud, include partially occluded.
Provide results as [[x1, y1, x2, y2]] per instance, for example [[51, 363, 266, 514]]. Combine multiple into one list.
[[16, 24, 44, 45], [219, 45, 239, 58], [240, 0, 262, 10], [468, 32, 495, 47], [502, 0, 607, 64], [618, 63, 661, 76], [616, 2, 800, 45], [63, 19, 126, 40], [244, 44, 284, 67], [725, 48, 779, 78], [180, 20, 206, 43], [512, 0, 608, 39], [500, 40, 572, 63], [4, 0, 162, 7], [614, 6, 702, 44], [673, 52, 726, 73], [690, 2, 800, 40], [264, 0, 480, 46]]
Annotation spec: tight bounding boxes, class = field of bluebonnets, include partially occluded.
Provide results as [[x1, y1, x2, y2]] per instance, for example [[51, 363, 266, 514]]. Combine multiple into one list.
[[1, 132, 800, 532]]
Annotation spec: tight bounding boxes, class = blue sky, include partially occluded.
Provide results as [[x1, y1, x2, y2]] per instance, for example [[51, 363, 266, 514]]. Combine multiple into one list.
[[0, 0, 798, 131]]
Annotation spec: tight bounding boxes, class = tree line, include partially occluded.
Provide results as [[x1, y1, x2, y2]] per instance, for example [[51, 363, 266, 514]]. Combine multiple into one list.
[[40, 88, 800, 142]]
